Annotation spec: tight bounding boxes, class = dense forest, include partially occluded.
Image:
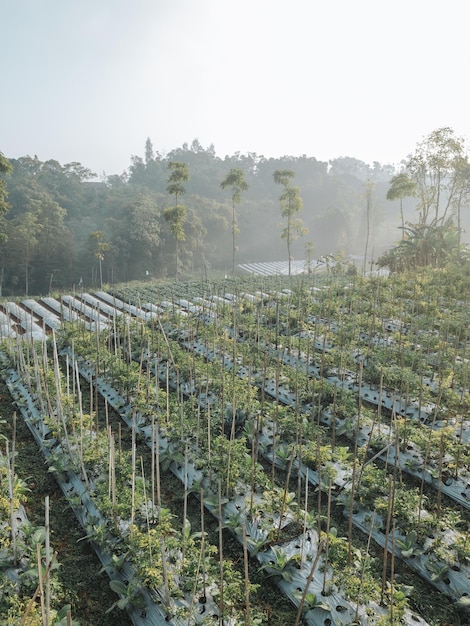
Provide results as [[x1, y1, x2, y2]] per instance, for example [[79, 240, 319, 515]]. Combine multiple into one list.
[[1, 127, 470, 296]]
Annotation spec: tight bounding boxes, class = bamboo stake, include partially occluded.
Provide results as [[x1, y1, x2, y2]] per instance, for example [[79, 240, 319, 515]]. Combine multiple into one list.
[[182, 444, 189, 562], [108, 426, 118, 532], [74, 360, 85, 481], [347, 458, 357, 567], [166, 362, 170, 428], [118, 422, 122, 464], [354, 512, 375, 623], [160, 535, 170, 609], [249, 415, 257, 517], [301, 469, 309, 562], [104, 398, 109, 431], [45, 495, 51, 626], [7, 418, 17, 565], [316, 425, 322, 536], [207, 403, 211, 466], [277, 447, 295, 539], [140, 456, 153, 563], [390, 516, 397, 623], [50, 335, 66, 441], [242, 523, 251, 626], [130, 410, 136, 532], [32, 342, 46, 415], [154, 417, 162, 514], [225, 396, 237, 499], [38, 341, 54, 429], [76, 371, 92, 490], [151, 408, 156, 517], [88, 359, 94, 426], [65, 352, 70, 409], [271, 361, 280, 487], [356, 401, 380, 489], [200, 489, 206, 602], [187, 516, 206, 625], [218, 480, 224, 625], [293, 539, 325, 626], [437, 432, 444, 520], [20, 552, 58, 626], [36, 543, 46, 626], [331, 383, 337, 452], [381, 474, 394, 604], [322, 478, 332, 594]]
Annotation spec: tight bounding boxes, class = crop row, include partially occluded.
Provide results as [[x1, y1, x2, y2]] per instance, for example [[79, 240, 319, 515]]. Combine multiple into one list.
[[52, 300, 456, 620], [0, 324, 434, 623], [2, 268, 469, 625]]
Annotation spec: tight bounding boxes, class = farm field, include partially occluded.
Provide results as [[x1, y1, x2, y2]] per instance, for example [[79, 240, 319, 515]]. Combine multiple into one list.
[[1, 265, 470, 625]]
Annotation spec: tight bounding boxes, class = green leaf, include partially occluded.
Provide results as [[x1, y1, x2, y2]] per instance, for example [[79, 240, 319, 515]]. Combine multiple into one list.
[[109, 579, 128, 596]]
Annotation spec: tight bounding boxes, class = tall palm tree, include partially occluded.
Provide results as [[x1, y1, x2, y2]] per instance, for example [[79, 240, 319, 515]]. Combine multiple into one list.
[[221, 168, 249, 275], [166, 162, 189, 279], [273, 170, 307, 276]]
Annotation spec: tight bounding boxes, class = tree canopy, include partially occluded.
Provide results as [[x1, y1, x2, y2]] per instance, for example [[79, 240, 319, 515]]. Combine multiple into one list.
[[379, 127, 470, 272], [274, 170, 307, 276], [221, 168, 249, 274], [2, 129, 470, 294]]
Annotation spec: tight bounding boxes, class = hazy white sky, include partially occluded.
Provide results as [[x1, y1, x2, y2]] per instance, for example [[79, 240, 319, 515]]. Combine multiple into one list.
[[2, 0, 469, 176]]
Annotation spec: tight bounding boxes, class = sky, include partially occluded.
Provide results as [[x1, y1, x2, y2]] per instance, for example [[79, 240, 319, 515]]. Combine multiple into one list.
[[2, 0, 469, 177]]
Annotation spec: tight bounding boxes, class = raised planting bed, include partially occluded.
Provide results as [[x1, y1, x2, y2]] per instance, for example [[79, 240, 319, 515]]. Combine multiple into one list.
[[56, 335, 434, 625], [2, 354, 242, 625]]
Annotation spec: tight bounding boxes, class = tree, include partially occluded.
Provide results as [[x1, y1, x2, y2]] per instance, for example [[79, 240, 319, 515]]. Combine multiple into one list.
[[407, 127, 466, 226], [187, 195, 231, 268], [166, 161, 189, 206], [377, 218, 464, 272], [304, 241, 315, 273], [452, 156, 470, 250], [144, 137, 155, 165], [0, 152, 13, 295], [165, 162, 189, 279], [163, 205, 187, 278], [179, 206, 208, 272], [34, 196, 73, 290], [89, 231, 110, 288], [0, 151, 13, 219], [106, 192, 161, 281], [63, 161, 97, 182], [220, 168, 249, 274], [6, 211, 41, 295], [126, 193, 160, 272], [362, 178, 375, 274], [386, 172, 417, 239], [273, 169, 307, 276]]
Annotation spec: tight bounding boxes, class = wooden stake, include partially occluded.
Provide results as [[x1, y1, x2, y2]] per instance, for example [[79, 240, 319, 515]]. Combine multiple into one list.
[[218, 481, 224, 625], [45, 495, 51, 626], [242, 523, 251, 626], [20, 552, 58, 626], [293, 540, 324, 626]]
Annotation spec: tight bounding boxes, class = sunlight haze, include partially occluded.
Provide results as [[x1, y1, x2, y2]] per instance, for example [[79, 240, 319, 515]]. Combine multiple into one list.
[[2, 0, 468, 176]]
